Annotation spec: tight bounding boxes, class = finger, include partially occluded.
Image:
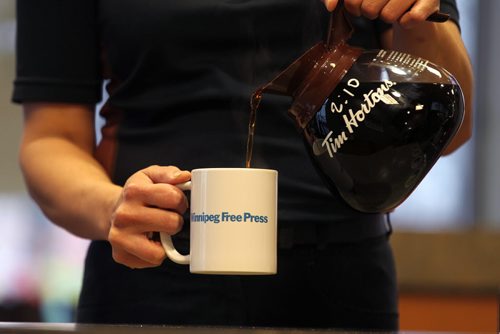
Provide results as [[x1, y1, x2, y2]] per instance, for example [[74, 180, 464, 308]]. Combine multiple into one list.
[[379, 0, 416, 23], [141, 165, 191, 185], [360, 0, 390, 20], [113, 204, 184, 235], [398, 0, 440, 28], [122, 182, 188, 213], [344, 0, 364, 17], [109, 229, 167, 266], [112, 248, 162, 269], [322, 0, 340, 12]]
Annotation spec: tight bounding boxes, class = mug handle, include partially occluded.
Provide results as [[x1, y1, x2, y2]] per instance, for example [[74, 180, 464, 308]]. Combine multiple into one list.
[[159, 181, 192, 265]]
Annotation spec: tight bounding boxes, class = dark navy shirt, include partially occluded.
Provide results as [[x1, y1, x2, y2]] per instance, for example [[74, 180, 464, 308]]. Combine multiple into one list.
[[13, 0, 459, 224]]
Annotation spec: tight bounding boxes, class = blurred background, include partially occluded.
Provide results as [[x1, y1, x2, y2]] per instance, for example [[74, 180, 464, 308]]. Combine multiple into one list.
[[0, 0, 498, 331]]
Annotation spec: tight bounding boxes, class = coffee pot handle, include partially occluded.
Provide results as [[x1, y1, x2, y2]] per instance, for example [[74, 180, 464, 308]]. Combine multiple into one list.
[[326, 0, 354, 50], [326, 0, 450, 50]]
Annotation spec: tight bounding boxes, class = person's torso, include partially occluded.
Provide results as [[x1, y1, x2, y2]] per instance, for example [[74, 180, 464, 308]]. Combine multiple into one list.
[[95, 0, 385, 223]]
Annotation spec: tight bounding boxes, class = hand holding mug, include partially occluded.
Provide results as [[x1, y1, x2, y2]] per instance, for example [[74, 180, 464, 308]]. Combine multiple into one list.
[[107, 165, 190, 269]]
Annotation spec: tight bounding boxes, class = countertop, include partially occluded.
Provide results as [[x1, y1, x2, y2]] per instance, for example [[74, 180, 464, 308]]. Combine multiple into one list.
[[0, 323, 394, 334]]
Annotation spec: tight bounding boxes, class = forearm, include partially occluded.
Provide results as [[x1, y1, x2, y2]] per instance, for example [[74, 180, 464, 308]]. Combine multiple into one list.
[[19, 106, 122, 240], [19, 103, 121, 239], [389, 22, 474, 153]]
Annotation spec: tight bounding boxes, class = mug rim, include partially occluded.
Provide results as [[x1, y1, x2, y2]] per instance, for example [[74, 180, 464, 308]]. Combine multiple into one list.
[[191, 167, 277, 174]]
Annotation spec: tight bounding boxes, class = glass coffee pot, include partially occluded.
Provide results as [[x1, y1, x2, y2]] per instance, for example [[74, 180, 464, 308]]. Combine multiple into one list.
[[250, 2, 464, 213]]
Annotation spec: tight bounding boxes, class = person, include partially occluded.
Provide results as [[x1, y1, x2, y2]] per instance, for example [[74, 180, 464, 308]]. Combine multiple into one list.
[[13, 0, 472, 330]]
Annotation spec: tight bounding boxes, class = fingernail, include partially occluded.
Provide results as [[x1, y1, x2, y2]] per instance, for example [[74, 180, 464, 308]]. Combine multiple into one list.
[[173, 171, 182, 178]]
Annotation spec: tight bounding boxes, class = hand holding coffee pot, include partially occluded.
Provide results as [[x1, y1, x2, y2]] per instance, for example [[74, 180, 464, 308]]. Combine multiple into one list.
[[321, 0, 447, 28]]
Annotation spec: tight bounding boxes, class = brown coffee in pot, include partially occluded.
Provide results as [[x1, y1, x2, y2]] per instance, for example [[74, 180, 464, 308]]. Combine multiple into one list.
[[245, 4, 464, 213]]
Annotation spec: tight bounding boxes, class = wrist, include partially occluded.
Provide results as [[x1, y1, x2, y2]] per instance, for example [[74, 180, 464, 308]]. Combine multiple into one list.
[[98, 184, 123, 241], [392, 22, 450, 61], [393, 21, 440, 45]]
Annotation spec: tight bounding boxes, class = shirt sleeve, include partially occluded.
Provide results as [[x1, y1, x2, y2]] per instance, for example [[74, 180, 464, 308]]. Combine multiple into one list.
[[12, 0, 102, 104], [440, 0, 460, 28]]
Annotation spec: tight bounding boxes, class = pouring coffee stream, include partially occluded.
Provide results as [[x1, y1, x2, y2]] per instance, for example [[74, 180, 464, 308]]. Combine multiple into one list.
[[246, 2, 464, 213], [246, 7, 360, 169]]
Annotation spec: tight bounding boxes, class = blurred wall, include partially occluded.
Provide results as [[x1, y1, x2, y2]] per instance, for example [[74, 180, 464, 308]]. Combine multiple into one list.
[[0, 0, 24, 192], [1, 2, 88, 322], [475, 0, 500, 227]]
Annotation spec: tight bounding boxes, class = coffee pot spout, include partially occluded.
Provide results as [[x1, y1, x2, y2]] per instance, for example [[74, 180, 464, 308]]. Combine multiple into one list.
[[258, 43, 327, 98], [257, 1, 355, 101]]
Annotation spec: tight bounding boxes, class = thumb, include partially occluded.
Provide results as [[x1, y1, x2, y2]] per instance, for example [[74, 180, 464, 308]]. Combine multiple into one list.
[[141, 165, 191, 185]]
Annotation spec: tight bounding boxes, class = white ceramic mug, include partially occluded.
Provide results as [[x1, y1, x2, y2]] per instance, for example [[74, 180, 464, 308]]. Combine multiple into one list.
[[160, 168, 278, 275]]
